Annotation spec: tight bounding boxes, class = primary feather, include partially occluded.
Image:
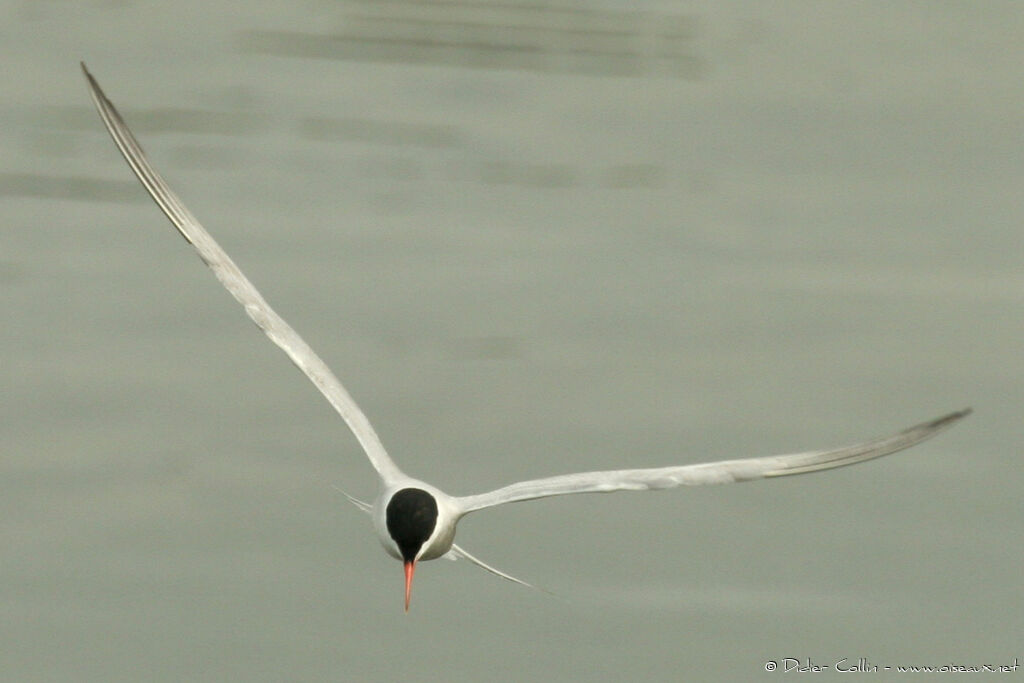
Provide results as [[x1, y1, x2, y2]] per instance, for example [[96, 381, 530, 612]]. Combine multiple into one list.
[[81, 63, 404, 483], [456, 409, 971, 513]]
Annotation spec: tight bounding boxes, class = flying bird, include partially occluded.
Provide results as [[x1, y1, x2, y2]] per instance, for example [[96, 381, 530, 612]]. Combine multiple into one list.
[[81, 64, 970, 611]]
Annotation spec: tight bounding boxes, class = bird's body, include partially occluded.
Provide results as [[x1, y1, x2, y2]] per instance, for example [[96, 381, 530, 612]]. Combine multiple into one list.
[[376, 482, 458, 563], [81, 63, 970, 611]]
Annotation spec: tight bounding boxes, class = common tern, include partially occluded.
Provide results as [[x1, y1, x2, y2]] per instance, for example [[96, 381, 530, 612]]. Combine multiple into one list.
[[81, 64, 970, 611]]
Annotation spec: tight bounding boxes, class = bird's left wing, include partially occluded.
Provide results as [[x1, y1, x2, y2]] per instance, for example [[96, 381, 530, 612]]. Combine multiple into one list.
[[456, 409, 970, 513], [81, 64, 404, 483]]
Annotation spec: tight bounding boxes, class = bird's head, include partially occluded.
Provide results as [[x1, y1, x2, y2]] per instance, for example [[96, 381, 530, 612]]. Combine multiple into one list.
[[385, 487, 439, 611]]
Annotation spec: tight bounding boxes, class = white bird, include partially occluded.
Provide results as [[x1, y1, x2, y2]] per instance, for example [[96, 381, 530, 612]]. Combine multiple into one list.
[[81, 64, 971, 611]]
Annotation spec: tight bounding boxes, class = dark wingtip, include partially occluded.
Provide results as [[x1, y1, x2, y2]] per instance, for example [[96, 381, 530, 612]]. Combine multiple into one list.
[[926, 408, 972, 432], [80, 62, 100, 92], [946, 407, 973, 422]]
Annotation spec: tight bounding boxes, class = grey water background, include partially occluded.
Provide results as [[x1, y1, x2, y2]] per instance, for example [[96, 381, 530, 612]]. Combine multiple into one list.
[[2, 1, 1020, 680]]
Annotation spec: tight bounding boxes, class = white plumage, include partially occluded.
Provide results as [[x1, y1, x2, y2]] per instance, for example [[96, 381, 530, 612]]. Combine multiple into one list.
[[82, 64, 970, 610]]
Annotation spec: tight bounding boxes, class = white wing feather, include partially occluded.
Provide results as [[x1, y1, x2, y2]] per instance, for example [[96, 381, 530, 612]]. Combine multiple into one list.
[[81, 64, 403, 483], [456, 409, 970, 513], [332, 486, 373, 513], [447, 544, 548, 593]]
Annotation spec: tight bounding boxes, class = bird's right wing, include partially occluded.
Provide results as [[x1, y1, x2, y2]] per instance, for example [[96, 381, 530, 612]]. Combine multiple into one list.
[[81, 63, 404, 483], [456, 409, 970, 513]]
